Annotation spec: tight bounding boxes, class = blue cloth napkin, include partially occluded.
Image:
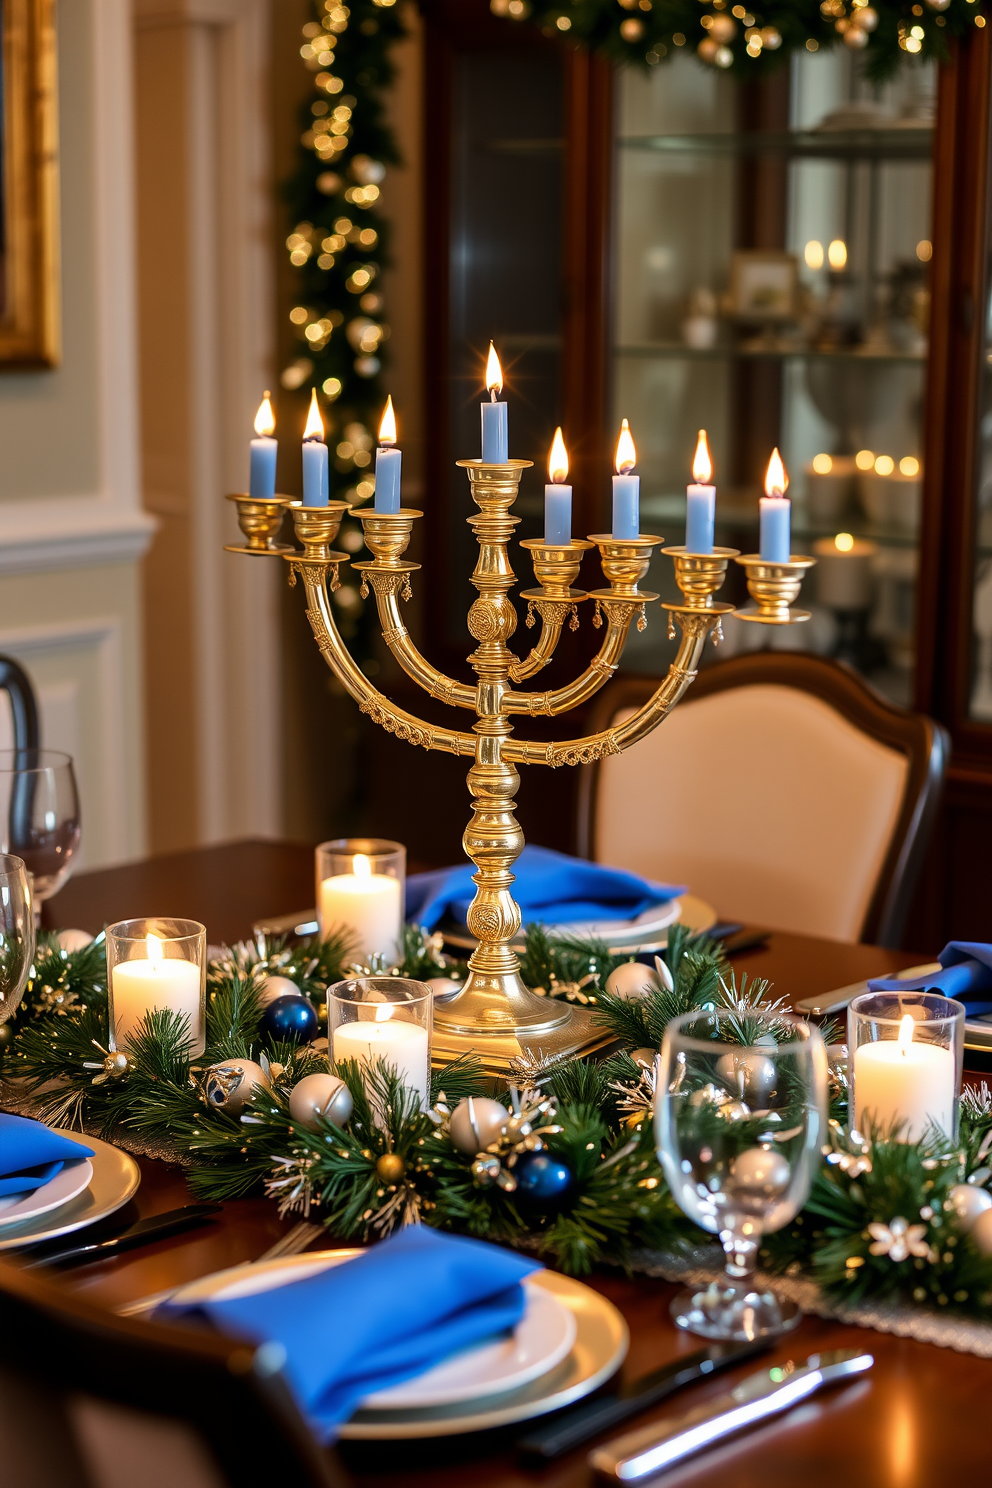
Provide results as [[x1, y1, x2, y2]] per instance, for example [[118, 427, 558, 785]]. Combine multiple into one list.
[[160, 1224, 541, 1439], [868, 942, 992, 1017], [0, 1113, 94, 1197], [405, 843, 685, 931]]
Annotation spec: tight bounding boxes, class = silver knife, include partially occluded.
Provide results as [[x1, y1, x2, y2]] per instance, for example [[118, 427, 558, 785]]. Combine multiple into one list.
[[589, 1349, 874, 1482], [793, 962, 941, 1017]]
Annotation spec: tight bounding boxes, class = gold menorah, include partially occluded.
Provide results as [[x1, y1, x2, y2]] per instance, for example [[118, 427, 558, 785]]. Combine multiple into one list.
[[227, 459, 812, 1075]]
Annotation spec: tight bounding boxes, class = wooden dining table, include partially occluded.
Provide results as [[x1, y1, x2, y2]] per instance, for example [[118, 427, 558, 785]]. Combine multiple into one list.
[[31, 839, 992, 1487]]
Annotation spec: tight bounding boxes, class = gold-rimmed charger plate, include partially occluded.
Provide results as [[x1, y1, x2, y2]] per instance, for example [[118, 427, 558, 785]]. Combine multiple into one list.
[[0, 1131, 140, 1250]]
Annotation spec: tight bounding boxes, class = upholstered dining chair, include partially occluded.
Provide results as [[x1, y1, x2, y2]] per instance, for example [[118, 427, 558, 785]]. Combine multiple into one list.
[[0, 1260, 347, 1488], [576, 653, 949, 946]]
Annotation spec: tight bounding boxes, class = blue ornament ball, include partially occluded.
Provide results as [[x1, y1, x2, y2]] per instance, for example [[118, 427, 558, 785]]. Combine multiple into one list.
[[513, 1151, 573, 1208], [260, 994, 318, 1045]]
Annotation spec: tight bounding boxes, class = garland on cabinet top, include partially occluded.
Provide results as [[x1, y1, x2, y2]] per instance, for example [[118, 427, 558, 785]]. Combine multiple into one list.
[[8, 926, 992, 1325], [493, 0, 987, 80]]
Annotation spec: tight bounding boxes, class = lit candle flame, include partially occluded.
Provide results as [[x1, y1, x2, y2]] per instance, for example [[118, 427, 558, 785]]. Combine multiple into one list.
[[379, 395, 397, 446], [303, 387, 324, 442], [834, 532, 854, 552], [692, 429, 713, 485], [615, 419, 637, 476], [145, 932, 163, 966], [486, 342, 503, 400], [548, 426, 569, 484], [764, 447, 789, 498], [375, 1002, 394, 1024], [254, 391, 275, 438], [352, 853, 371, 880], [898, 1013, 915, 1054]]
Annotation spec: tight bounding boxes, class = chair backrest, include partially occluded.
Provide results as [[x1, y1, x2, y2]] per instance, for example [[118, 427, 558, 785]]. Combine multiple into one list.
[[0, 1260, 347, 1488], [576, 653, 948, 946]]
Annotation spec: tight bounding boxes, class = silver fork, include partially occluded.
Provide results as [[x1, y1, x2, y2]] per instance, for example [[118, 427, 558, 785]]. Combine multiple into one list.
[[115, 1219, 323, 1318]]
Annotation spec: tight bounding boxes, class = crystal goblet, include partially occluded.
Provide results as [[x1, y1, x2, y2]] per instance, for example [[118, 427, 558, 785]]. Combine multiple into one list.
[[655, 1008, 828, 1340], [0, 854, 35, 1024], [0, 749, 81, 906]]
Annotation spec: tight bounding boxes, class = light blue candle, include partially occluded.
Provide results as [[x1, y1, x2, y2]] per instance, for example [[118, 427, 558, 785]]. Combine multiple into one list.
[[685, 429, 715, 553], [481, 341, 508, 463], [611, 418, 639, 540], [759, 447, 790, 562], [249, 391, 277, 498], [302, 388, 329, 506], [374, 395, 401, 513], [544, 426, 571, 544]]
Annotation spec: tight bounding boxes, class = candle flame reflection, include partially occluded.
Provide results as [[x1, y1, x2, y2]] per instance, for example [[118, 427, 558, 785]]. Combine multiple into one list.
[[303, 388, 324, 442], [692, 429, 713, 484], [375, 1002, 393, 1023], [146, 932, 163, 965], [486, 342, 503, 398], [254, 391, 275, 438], [615, 419, 637, 475], [379, 395, 397, 446], [548, 426, 568, 484], [353, 853, 371, 880], [764, 447, 789, 498], [898, 1013, 915, 1054]]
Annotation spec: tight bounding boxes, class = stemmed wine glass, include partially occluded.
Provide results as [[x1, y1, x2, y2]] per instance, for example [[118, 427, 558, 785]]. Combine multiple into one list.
[[0, 749, 81, 911], [0, 854, 35, 1024], [655, 1008, 828, 1340]]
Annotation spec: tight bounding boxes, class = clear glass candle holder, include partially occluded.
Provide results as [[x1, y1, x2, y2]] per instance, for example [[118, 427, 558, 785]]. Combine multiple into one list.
[[316, 838, 405, 965], [848, 991, 964, 1143], [107, 918, 207, 1057], [328, 975, 432, 1113]]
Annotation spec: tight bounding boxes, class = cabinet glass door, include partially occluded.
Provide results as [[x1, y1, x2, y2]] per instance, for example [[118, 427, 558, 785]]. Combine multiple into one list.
[[613, 52, 935, 705]]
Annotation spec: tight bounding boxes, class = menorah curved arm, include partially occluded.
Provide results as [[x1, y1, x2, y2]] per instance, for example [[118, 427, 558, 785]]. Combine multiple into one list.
[[504, 597, 642, 717], [507, 598, 577, 683], [501, 609, 714, 766], [298, 566, 477, 758], [358, 568, 477, 710]]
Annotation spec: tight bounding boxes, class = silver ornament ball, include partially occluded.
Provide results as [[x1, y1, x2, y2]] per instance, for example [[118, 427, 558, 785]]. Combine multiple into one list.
[[448, 1096, 509, 1154], [57, 928, 95, 953], [288, 1071, 353, 1131], [606, 961, 660, 1001], [258, 975, 303, 1009], [715, 1051, 777, 1104], [947, 1183, 992, 1232], [688, 1082, 730, 1108], [730, 1146, 791, 1196], [717, 1099, 751, 1122], [970, 1206, 992, 1256], [203, 1058, 270, 1114]]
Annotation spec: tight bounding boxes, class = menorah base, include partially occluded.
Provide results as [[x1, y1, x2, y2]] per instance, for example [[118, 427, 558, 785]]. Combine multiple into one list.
[[431, 999, 616, 1079]]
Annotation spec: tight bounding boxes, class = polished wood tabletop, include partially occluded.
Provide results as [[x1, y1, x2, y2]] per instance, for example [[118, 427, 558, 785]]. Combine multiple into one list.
[[33, 841, 991, 1487]]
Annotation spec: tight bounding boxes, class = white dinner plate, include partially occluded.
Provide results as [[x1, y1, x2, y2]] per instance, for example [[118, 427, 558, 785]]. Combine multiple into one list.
[[0, 1132, 140, 1250], [171, 1249, 578, 1409], [0, 1157, 93, 1228]]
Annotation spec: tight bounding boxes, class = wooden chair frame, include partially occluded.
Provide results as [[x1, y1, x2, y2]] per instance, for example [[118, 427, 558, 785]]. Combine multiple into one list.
[[576, 653, 950, 948]]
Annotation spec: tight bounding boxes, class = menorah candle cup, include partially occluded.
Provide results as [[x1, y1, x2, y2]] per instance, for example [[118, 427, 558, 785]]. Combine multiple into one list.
[[663, 546, 740, 611], [289, 499, 351, 562], [358, 509, 423, 567], [734, 553, 816, 624], [519, 538, 593, 599], [588, 534, 663, 598], [225, 494, 293, 555]]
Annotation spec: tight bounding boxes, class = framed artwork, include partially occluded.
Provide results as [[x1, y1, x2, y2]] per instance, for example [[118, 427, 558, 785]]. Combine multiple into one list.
[[728, 250, 798, 323], [0, 0, 59, 366]]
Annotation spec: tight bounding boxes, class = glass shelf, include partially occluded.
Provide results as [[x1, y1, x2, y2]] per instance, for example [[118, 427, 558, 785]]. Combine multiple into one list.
[[619, 127, 933, 162], [617, 342, 926, 366]]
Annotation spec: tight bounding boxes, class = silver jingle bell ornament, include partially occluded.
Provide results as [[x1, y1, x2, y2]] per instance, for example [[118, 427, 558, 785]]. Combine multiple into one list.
[[448, 1096, 510, 1154], [258, 975, 303, 1009], [947, 1182, 992, 1232], [606, 961, 661, 1001], [203, 1058, 271, 1114], [288, 1071, 354, 1131], [730, 1146, 791, 1197]]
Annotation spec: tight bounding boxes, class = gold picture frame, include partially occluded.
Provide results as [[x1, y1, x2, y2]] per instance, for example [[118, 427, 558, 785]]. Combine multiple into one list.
[[0, 0, 59, 366]]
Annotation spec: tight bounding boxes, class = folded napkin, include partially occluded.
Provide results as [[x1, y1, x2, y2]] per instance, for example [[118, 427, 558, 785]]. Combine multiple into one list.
[[869, 942, 992, 1017], [160, 1224, 540, 1438], [0, 1113, 94, 1197], [405, 843, 685, 931]]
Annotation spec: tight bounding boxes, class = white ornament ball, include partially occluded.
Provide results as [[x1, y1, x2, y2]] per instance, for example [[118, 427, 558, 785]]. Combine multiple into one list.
[[715, 1052, 777, 1104], [258, 975, 303, 1009], [203, 1058, 271, 1115], [57, 929, 94, 953], [970, 1206, 992, 1256], [289, 1072, 354, 1131], [448, 1096, 509, 1154], [730, 1146, 791, 1196], [606, 961, 660, 1001], [948, 1183, 992, 1232]]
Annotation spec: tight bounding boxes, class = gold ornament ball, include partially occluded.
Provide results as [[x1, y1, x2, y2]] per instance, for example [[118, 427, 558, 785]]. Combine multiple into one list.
[[376, 1152, 406, 1184], [0, 1023, 14, 1050]]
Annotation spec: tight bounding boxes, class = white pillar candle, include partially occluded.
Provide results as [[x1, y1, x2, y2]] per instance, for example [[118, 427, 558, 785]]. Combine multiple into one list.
[[319, 852, 402, 961], [853, 1014, 955, 1141], [112, 934, 202, 1051], [333, 1006, 430, 1109]]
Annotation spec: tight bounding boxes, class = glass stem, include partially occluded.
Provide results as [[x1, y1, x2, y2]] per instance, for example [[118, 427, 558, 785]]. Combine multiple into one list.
[[720, 1213, 759, 1280]]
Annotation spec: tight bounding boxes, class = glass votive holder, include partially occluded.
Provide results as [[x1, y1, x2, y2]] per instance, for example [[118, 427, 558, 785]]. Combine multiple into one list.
[[107, 918, 207, 1057], [328, 976, 432, 1112], [848, 991, 965, 1143], [316, 838, 405, 964]]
